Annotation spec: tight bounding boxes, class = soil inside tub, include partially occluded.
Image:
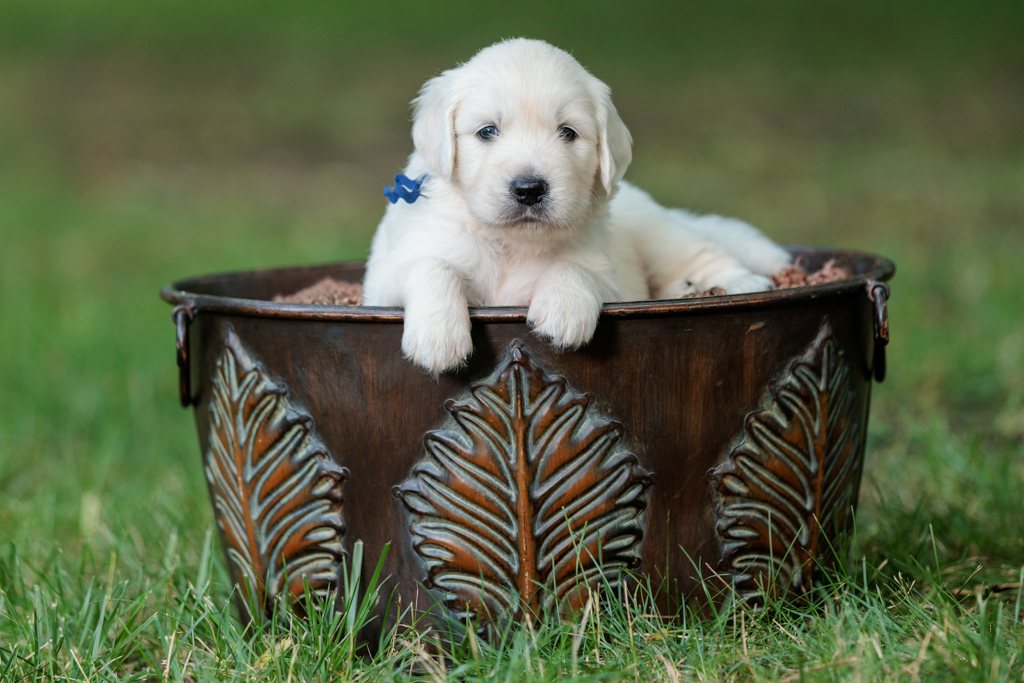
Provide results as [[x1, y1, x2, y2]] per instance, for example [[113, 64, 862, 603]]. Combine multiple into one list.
[[273, 259, 850, 306]]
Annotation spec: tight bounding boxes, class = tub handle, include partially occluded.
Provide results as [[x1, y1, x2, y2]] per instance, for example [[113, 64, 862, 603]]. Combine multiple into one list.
[[172, 301, 198, 407], [866, 281, 890, 382]]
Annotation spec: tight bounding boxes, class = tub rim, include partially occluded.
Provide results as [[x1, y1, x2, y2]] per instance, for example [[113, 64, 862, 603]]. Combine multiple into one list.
[[160, 245, 894, 323]]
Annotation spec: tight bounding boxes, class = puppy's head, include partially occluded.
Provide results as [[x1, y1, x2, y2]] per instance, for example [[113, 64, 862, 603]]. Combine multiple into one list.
[[412, 39, 632, 234]]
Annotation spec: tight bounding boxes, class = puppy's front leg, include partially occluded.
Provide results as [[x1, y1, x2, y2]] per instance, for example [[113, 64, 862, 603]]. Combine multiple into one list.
[[399, 258, 473, 374], [527, 263, 604, 349]]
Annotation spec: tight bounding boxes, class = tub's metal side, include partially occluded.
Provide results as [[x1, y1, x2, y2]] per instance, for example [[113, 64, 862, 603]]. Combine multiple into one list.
[[165, 248, 893, 644]]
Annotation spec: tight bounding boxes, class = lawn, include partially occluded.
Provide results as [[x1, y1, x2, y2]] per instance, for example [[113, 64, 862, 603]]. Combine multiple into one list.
[[1, 1, 1023, 680]]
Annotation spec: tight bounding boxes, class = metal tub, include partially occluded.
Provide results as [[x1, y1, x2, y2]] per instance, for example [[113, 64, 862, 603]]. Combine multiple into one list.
[[162, 246, 894, 642]]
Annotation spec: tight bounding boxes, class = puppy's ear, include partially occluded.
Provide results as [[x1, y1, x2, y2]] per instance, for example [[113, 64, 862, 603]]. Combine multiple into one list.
[[412, 71, 458, 180], [593, 80, 633, 196]]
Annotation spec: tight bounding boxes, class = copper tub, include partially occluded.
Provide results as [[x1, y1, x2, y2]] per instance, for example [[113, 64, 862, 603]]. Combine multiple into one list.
[[161, 246, 894, 642]]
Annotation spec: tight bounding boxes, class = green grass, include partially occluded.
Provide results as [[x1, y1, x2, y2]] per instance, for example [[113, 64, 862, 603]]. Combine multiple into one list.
[[1, 2, 1024, 680]]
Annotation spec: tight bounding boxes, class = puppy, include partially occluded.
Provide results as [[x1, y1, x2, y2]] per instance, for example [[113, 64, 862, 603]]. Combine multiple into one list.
[[363, 39, 791, 374]]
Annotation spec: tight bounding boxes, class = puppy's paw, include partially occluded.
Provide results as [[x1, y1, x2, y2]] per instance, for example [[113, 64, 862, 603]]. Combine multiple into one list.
[[746, 244, 793, 277], [527, 288, 602, 349], [401, 308, 473, 374], [708, 270, 774, 295], [660, 277, 699, 299]]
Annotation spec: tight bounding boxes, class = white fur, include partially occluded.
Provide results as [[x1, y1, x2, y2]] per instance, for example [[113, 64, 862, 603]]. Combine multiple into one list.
[[363, 39, 792, 374]]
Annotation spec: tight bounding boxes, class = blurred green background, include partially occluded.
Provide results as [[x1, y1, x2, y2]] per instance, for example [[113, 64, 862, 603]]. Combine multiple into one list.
[[1, 0, 1023, 659]]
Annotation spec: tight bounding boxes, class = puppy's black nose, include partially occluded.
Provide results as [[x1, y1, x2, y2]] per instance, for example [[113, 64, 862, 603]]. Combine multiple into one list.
[[511, 177, 548, 206]]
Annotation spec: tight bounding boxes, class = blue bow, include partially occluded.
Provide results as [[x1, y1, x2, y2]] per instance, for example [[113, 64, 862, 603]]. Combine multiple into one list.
[[383, 174, 427, 204]]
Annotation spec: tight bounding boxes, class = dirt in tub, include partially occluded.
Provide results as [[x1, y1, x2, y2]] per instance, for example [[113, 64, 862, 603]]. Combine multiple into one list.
[[273, 259, 851, 306]]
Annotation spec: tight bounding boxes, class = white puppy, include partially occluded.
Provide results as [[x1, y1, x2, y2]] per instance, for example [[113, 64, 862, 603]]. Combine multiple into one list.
[[363, 39, 791, 374]]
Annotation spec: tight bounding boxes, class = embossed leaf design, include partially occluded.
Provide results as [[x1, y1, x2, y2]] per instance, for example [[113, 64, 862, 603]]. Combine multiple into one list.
[[711, 321, 863, 605], [205, 330, 347, 617], [396, 342, 652, 627]]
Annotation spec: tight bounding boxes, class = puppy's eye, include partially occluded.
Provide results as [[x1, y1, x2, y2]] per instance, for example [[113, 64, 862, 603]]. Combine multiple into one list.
[[559, 126, 578, 142], [477, 125, 498, 141]]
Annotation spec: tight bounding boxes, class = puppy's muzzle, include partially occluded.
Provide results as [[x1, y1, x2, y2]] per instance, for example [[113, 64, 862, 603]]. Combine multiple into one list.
[[511, 176, 548, 206]]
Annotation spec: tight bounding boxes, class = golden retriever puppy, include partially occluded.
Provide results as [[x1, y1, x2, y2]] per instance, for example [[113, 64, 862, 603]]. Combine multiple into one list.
[[363, 39, 791, 373]]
